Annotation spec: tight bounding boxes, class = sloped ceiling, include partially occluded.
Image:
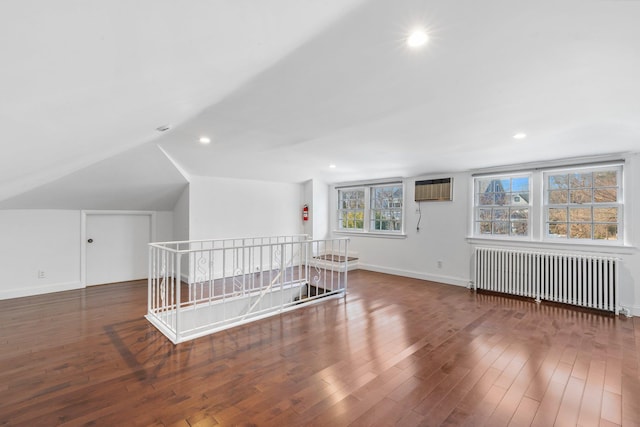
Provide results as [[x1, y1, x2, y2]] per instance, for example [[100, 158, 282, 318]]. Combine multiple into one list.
[[0, 142, 187, 210], [2, 0, 640, 209], [0, 0, 367, 208]]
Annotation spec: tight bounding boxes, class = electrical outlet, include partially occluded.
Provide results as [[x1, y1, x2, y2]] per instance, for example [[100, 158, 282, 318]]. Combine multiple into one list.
[[38, 270, 45, 279], [437, 260, 443, 269]]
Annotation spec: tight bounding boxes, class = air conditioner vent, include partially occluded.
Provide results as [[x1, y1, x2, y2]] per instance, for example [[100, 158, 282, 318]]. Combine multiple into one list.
[[415, 178, 453, 201]]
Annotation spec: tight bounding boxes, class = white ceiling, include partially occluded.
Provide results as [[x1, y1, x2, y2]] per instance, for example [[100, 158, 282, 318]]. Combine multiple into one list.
[[2, 0, 639, 209]]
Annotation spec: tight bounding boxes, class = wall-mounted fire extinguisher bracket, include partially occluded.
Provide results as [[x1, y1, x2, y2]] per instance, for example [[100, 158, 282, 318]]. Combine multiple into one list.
[[303, 204, 309, 221]]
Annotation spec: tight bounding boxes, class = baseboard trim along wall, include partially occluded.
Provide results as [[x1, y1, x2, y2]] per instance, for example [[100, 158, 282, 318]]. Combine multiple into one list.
[[628, 304, 640, 317], [356, 263, 470, 288], [0, 281, 84, 300]]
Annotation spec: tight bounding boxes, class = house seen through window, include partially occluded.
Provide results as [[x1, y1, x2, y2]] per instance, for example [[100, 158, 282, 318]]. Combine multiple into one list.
[[338, 182, 403, 234], [472, 163, 623, 243]]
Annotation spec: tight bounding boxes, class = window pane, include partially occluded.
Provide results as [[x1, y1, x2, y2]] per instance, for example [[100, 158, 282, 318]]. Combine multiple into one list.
[[479, 222, 492, 234], [548, 208, 567, 222], [570, 223, 592, 239], [511, 192, 529, 204], [477, 179, 494, 193], [477, 209, 491, 221], [569, 207, 592, 222], [512, 177, 529, 192], [594, 188, 617, 203], [569, 173, 592, 189], [493, 222, 509, 235], [548, 175, 568, 190], [497, 179, 511, 192], [548, 223, 567, 237], [510, 208, 528, 220], [594, 171, 617, 187], [548, 190, 568, 204], [495, 192, 508, 206], [570, 189, 592, 204], [594, 224, 617, 240], [511, 221, 528, 236], [594, 207, 617, 223], [478, 193, 494, 205], [493, 208, 509, 221]]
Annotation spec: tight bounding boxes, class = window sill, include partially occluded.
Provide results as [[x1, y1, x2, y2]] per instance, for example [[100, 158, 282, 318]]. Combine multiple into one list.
[[466, 237, 637, 255], [334, 231, 407, 239]]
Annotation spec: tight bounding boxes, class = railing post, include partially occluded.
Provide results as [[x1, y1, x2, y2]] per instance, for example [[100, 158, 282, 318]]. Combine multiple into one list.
[[147, 245, 152, 316], [344, 238, 349, 296], [280, 242, 285, 311], [175, 251, 182, 344]]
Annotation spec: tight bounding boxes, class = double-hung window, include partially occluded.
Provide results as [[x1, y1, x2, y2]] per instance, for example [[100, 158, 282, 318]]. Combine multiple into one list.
[[472, 162, 624, 244], [337, 188, 365, 231], [545, 165, 622, 241], [337, 182, 404, 234], [474, 175, 531, 237]]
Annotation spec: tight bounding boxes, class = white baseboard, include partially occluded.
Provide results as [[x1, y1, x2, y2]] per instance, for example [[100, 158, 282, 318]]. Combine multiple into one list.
[[356, 263, 470, 288], [622, 304, 640, 317], [0, 281, 84, 300]]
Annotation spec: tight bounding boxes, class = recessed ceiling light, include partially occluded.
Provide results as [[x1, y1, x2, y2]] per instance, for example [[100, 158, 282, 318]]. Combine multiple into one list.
[[513, 133, 527, 139], [329, 164, 337, 169], [199, 136, 211, 144], [407, 29, 428, 48]]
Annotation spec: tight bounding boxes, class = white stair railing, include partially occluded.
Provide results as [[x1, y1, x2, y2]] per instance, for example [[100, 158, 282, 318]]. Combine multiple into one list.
[[146, 235, 349, 344]]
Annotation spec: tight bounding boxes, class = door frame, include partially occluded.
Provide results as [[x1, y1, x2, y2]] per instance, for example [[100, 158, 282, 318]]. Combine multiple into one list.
[[80, 210, 156, 287]]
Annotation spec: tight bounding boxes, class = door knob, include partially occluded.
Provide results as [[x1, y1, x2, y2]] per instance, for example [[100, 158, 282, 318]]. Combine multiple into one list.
[[87, 238, 94, 243]]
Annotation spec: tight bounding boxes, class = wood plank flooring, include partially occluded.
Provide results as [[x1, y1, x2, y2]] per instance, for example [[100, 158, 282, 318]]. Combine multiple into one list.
[[0, 269, 638, 426]]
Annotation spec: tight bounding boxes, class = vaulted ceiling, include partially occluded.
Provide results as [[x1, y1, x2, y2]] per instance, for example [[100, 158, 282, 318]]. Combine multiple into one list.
[[2, 0, 639, 209]]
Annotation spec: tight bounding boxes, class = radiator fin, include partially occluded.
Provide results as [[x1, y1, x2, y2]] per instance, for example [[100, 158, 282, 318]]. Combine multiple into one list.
[[474, 247, 619, 314]]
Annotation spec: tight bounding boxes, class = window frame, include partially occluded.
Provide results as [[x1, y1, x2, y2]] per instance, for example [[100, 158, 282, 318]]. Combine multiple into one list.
[[543, 164, 623, 243], [336, 181, 405, 235], [471, 162, 625, 246], [337, 187, 366, 231], [473, 173, 532, 239]]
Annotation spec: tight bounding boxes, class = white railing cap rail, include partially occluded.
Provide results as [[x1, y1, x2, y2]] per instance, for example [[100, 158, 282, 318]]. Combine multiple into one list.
[[149, 235, 349, 254]]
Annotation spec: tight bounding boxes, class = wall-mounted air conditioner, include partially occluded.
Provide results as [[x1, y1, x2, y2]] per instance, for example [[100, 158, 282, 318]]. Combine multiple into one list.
[[415, 178, 453, 201]]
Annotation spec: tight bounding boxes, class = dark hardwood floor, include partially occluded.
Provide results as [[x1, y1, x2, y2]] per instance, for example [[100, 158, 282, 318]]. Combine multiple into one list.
[[1, 270, 638, 426]]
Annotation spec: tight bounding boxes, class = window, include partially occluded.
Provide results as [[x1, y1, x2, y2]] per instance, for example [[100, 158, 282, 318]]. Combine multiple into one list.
[[474, 175, 530, 237], [370, 185, 403, 231], [338, 188, 365, 230], [337, 182, 404, 234], [545, 165, 622, 241], [472, 162, 624, 244]]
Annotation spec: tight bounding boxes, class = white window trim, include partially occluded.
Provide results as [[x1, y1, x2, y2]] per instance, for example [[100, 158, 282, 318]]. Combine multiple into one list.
[[542, 164, 623, 244], [334, 181, 406, 237], [472, 172, 532, 240], [469, 160, 628, 247]]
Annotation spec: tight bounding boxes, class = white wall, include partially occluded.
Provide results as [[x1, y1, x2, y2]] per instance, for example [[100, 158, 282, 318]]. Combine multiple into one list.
[[172, 185, 189, 242], [302, 180, 313, 237], [312, 179, 330, 240], [330, 155, 640, 316], [330, 173, 471, 286], [301, 179, 330, 240], [0, 210, 82, 299], [0, 209, 174, 300], [156, 211, 174, 242], [189, 176, 303, 240]]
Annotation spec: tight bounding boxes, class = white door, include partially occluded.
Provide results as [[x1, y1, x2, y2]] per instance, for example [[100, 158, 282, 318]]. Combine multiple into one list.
[[86, 214, 151, 286]]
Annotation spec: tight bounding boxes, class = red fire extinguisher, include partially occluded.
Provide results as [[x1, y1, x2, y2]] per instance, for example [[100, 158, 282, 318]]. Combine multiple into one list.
[[303, 204, 309, 221]]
